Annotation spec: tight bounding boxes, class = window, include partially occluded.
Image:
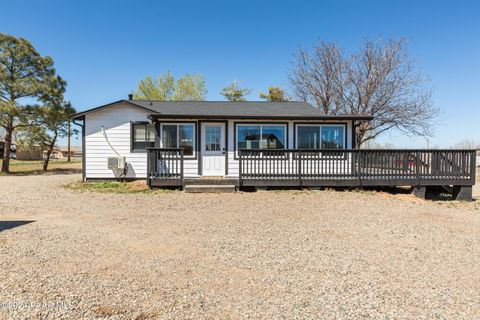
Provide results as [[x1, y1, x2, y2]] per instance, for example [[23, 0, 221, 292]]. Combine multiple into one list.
[[236, 124, 286, 151], [132, 123, 155, 151], [205, 126, 221, 151], [160, 123, 195, 156], [321, 125, 344, 149], [297, 126, 320, 149], [296, 124, 345, 149]]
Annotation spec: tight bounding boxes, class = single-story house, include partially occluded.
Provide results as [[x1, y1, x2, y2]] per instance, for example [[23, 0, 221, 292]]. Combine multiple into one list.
[[16, 145, 43, 160], [72, 96, 476, 199], [43, 146, 82, 160]]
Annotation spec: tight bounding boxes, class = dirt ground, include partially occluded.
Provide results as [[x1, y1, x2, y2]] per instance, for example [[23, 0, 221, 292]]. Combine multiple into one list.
[[0, 174, 479, 319], [474, 170, 480, 198]]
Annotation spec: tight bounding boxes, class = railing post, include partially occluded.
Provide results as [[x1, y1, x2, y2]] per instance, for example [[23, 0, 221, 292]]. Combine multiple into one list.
[[357, 150, 362, 187], [238, 150, 243, 187], [471, 150, 476, 185], [180, 149, 184, 189], [297, 150, 302, 187], [415, 151, 421, 186]]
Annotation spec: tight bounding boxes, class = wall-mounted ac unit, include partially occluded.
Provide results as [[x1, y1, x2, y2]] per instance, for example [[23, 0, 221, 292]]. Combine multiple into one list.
[[107, 156, 126, 170]]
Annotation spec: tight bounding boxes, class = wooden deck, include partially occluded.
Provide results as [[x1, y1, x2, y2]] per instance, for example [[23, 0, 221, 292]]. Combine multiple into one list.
[[238, 149, 476, 188], [147, 148, 476, 196]]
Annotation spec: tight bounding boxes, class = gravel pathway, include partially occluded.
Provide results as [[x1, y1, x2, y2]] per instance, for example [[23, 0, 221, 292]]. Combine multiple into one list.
[[0, 174, 479, 319]]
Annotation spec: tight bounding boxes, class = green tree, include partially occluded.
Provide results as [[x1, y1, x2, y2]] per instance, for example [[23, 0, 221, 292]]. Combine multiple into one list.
[[220, 80, 251, 101], [259, 86, 290, 102], [133, 72, 206, 101], [19, 101, 77, 171], [0, 33, 65, 172]]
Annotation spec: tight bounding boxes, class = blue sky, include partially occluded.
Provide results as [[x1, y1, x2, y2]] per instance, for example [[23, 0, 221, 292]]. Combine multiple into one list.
[[1, 0, 479, 147]]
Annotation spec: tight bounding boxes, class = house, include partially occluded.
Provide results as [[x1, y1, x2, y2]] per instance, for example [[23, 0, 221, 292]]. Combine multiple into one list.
[[73, 96, 369, 179], [43, 146, 82, 160], [16, 145, 43, 160], [72, 96, 476, 199]]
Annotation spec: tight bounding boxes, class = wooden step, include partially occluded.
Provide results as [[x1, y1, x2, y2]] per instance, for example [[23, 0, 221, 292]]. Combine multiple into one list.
[[184, 178, 239, 186], [184, 184, 236, 193]]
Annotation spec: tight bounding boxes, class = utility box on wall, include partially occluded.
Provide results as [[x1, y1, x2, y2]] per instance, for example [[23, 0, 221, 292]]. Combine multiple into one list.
[[107, 156, 126, 170]]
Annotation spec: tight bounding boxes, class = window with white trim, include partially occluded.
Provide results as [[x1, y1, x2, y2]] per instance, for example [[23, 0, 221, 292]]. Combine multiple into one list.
[[160, 123, 195, 156], [296, 124, 345, 149], [236, 124, 286, 151]]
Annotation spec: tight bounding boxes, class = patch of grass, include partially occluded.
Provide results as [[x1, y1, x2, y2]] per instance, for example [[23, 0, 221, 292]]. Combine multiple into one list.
[[0, 159, 82, 175], [66, 180, 175, 194]]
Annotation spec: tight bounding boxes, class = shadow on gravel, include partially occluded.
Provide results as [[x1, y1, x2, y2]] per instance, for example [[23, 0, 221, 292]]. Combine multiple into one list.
[[0, 221, 35, 232]]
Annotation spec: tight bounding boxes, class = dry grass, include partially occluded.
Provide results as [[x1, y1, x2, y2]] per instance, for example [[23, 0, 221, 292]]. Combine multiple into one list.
[[0, 159, 82, 175], [65, 180, 174, 194]]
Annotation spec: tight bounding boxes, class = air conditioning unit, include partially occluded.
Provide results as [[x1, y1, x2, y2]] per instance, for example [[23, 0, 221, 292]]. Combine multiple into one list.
[[107, 156, 126, 170]]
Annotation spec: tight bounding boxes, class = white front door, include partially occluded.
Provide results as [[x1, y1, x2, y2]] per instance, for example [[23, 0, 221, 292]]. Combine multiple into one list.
[[201, 123, 226, 176]]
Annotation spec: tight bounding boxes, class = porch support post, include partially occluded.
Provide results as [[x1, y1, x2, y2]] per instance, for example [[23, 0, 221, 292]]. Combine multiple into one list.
[[412, 186, 426, 199], [238, 150, 243, 188]]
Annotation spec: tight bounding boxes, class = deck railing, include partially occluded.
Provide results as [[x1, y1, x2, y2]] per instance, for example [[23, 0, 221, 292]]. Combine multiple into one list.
[[238, 149, 476, 187], [146, 148, 184, 188]]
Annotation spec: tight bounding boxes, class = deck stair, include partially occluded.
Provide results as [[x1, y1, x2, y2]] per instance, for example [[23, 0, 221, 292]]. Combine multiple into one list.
[[184, 184, 236, 193], [184, 177, 238, 185], [183, 177, 237, 193]]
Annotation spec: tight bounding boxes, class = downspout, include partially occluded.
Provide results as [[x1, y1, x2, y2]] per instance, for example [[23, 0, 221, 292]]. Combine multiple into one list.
[[72, 116, 86, 182]]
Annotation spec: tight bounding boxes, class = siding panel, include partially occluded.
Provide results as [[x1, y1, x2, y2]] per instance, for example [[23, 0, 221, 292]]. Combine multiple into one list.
[[85, 103, 151, 179]]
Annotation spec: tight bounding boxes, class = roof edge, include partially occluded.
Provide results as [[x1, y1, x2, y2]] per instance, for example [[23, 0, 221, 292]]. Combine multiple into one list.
[[72, 99, 159, 120], [129, 99, 311, 103], [72, 99, 374, 121], [148, 114, 373, 120]]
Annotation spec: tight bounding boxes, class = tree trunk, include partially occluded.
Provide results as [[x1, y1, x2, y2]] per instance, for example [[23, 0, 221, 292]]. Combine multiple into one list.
[[1, 123, 13, 173], [43, 135, 57, 171], [43, 148, 52, 171], [355, 122, 370, 149], [356, 132, 365, 149], [67, 121, 71, 162]]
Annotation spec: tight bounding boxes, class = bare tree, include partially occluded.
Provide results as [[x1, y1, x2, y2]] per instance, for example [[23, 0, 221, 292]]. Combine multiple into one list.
[[290, 38, 439, 147], [451, 139, 478, 149], [289, 41, 346, 115]]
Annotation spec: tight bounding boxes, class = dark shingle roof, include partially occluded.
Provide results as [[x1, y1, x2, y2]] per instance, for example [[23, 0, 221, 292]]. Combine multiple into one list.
[[73, 100, 373, 120]]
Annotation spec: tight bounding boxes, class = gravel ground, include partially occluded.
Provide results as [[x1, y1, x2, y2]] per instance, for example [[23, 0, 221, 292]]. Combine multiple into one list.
[[0, 174, 479, 319], [473, 170, 480, 199]]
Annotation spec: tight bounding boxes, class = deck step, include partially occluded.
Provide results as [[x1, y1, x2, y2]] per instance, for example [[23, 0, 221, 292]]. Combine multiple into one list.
[[184, 184, 236, 193], [184, 178, 239, 186]]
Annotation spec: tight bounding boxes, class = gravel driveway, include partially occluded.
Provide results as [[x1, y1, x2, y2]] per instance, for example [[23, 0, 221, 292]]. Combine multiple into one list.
[[0, 174, 479, 319]]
